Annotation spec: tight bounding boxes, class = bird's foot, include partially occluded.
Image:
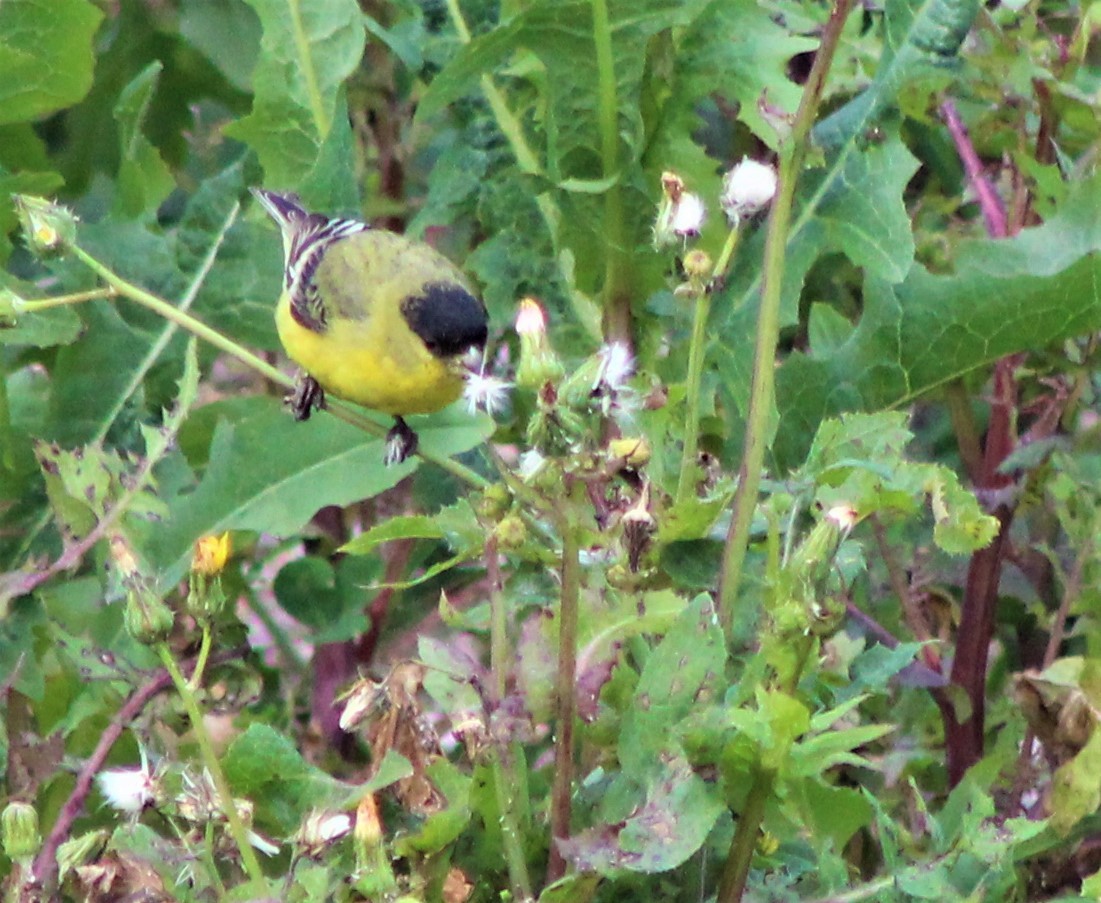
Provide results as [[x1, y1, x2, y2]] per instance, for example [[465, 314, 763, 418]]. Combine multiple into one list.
[[384, 417, 419, 466], [287, 375, 325, 421]]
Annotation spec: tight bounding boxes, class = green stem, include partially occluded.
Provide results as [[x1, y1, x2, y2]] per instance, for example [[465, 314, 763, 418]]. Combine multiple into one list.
[[188, 625, 213, 691], [716, 767, 775, 903], [676, 288, 712, 503], [485, 534, 534, 899], [716, 0, 856, 639], [591, 0, 630, 346], [16, 287, 116, 310], [157, 645, 272, 892], [546, 517, 581, 884], [70, 244, 290, 388], [94, 203, 240, 444]]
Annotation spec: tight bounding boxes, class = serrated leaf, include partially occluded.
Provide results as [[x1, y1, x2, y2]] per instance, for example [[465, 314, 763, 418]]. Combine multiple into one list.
[[141, 396, 491, 584], [227, 0, 364, 202], [222, 723, 345, 831], [559, 755, 723, 875], [619, 594, 725, 780], [0, 0, 103, 124], [418, 0, 711, 178], [815, 0, 980, 147], [112, 61, 175, 219], [767, 171, 1101, 467]]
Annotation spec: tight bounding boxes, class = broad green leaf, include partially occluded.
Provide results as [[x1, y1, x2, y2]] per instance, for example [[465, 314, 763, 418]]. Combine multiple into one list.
[[768, 171, 1101, 468], [1051, 727, 1101, 836], [794, 779, 874, 852], [0, 0, 103, 124], [272, 554, 383, 642], [141, 396, 492, 583], [815, 0, 980, 147], [559, 755, 724, 875], [418, 0, 711, 175], [619, 594, 725, 780], [223, 723, 345, 832], [112, 62, 175, 219], [181, 162, 280, 350], [227, 0, 364, 204], [178, 0, 262, 93]]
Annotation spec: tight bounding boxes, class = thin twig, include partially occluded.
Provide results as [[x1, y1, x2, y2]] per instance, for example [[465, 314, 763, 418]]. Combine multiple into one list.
[[940, 100, 1007, 238]]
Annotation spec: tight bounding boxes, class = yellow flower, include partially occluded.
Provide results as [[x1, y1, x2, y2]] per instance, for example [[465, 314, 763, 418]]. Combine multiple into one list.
[[192, 532, 231, 576]]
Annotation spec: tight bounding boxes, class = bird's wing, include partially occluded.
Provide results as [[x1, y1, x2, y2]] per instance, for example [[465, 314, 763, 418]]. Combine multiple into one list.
[[287, 216, 367, 333]]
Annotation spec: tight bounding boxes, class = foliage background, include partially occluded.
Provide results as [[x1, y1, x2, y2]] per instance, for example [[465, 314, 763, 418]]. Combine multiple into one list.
[[2, 0, 1101, 900]]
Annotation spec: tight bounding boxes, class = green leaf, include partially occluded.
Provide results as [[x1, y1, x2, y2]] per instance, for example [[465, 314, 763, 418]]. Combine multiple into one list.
[[769, 171, 1101, 467], [418, 0, 710, 177], [619, 594, 725, 780], [272, 554, 383, 642], [112, 61, 175, 219], [559, 755, 724, 874], [142, 397, 492, 584], [0, 0, 104, 124], [815, 0, 980, 147], [794, 779, 874, 852], [227, 0, 364, 203], [178, 0, 262, 93], [1051, 727, 1101, 836], [223, 723, 345, 832]]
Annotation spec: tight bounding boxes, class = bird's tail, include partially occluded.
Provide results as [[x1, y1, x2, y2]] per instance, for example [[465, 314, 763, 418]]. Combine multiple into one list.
[[250, 188, 308, 229]]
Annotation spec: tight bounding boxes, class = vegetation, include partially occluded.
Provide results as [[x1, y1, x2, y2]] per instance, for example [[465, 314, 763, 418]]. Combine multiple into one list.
[[2, 0, 1101, 900]]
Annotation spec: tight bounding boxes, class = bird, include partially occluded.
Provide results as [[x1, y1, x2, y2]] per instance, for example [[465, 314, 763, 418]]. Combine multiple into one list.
[[251, 189, 489, 464]]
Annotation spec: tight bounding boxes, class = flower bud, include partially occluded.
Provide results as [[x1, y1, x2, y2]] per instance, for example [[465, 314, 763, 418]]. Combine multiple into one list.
[[720, 158, 778, 225], [494, 514, 527, 550], [681, 249, 712, 281], [124, 583, 174, 645], [13, 195, 77, 257], [2, 801, 40, 860], [654, 171, 707, 248], [515, 298, 565, 390]]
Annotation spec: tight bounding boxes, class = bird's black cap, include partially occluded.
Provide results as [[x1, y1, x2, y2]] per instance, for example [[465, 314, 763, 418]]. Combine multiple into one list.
[[401, 283, 489, 357]]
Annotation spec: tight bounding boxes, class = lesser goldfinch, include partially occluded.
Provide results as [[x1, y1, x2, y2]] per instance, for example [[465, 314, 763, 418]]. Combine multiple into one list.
[[252, 189, 488, 463]]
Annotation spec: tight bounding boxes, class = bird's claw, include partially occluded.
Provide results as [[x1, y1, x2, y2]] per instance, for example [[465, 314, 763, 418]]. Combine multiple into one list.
[[287, 375, 325, 421], [384, 417, 419, 466]]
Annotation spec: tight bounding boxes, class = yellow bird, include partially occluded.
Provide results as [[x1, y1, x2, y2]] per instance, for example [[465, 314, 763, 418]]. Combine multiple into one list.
[[252, 189, 488, 463]]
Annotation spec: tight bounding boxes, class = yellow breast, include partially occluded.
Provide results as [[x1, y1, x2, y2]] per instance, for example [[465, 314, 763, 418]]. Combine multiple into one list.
[[275, 293, 464, 416]]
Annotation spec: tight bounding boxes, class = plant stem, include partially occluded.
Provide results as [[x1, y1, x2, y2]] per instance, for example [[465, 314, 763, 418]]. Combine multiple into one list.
[[546, 517, 582, 883], [16, 287, 116, 310], [485, 534, 534, 899], [591, 0, 631, 346], [676, 288, 712, 502], [189, 625, 213, 691], [716, 767, 775, 903], [70, 244, 287, 388], [157, 644, 272, 892], [677, 218, 743, 504], [716, 0, 856, 639]]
